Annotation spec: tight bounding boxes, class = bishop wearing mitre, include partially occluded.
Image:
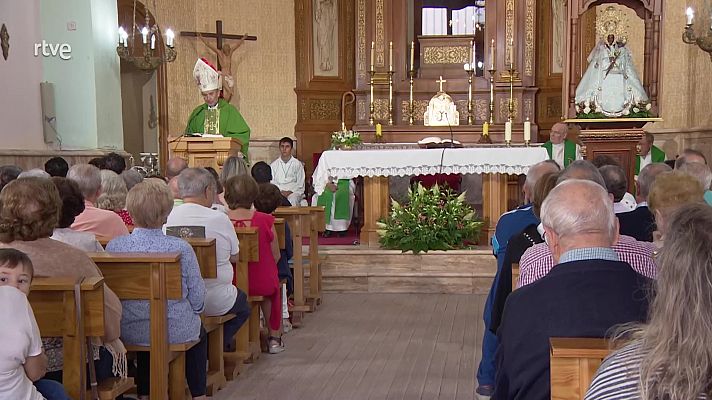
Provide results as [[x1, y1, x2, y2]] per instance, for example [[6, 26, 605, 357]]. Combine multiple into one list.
[[185, 58, 251, 155]]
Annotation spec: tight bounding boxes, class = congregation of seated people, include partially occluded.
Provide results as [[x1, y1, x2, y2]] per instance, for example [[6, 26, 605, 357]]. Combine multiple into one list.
[[477, 148, 712, 400], [0, 153, 297, 400]]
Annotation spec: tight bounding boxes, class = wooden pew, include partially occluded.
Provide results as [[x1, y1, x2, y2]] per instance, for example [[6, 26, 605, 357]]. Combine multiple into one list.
[[182, 237, 233, 394], [274, 217, 286, 250], [550, 337, 612, 400], [301, 206, 326, 309], [29, 276, 134, 400], [272, 207, 311, 324], [90, 252, 194, 400], [233, 226, 262, 365]]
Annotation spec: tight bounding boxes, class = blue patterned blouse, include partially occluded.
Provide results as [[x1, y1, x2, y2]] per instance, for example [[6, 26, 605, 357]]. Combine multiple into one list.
[[106, 228, 206, 346]]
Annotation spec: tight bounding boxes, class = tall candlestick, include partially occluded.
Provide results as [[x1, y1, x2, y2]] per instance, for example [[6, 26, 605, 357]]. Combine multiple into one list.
[[524, 119, 531, 142], [410, 41, 415, 71], [509, 38, 514, 68], [505, 121, 512, 143], [389, 41, 393, 72], [370, 41, 375, 70], [490, 39, 495, 69]]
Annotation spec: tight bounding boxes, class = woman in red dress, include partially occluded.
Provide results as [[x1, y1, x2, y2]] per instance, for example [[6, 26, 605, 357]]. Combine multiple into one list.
[[224, 175, 284, 353]]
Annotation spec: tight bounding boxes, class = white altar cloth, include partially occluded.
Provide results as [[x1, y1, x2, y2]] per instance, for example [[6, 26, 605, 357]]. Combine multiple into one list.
[[312, 147, 549, 194]]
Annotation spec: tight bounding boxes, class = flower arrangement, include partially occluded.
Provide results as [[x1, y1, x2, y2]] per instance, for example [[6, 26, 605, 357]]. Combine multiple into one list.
[[575, 99, 652, 119], [377, 183, 483, 253], [331, 129, 362, 149]]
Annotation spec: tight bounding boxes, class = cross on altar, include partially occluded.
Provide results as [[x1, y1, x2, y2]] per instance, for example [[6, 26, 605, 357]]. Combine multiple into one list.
[[181, 20, 257, 69], [437, 76, 447, 92]]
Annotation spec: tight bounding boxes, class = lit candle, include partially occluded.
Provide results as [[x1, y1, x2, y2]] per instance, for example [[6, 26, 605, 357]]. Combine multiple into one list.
[[166, 28, 175, 47], [389, 41, 393, 72], [123, 31, 128, 47], [686, 7, 694, 25], [150, 34, 156, 50], [370, 41, 375, 71], [490, 39, 495, 69], [141, 27, 149, 44], [505, 121, 512, 142], [524, 119, 531, 142], [410, 41, 415, 71], [118, 27, 125, 45]]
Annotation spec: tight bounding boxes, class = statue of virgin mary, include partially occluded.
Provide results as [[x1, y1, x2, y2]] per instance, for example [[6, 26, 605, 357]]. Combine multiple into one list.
[[575, 33, 650, 118]]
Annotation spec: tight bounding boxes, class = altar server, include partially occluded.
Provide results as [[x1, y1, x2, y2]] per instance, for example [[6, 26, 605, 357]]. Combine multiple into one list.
[[271, 137, 306, 206]]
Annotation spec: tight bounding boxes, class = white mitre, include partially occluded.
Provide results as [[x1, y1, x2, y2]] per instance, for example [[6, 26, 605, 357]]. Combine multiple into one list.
[[193, 58, 222, 92]]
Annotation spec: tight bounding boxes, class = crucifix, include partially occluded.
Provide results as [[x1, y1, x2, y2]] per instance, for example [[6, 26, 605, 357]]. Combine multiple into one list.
[[437, 76, 447, 92], [181, 20, 256, 102], [181, 20, 256, 70]]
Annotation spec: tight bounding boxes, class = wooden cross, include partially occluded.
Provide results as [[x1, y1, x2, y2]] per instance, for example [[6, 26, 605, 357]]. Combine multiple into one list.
[[437, 76, 447, 92], [181, 20, 257, 69]]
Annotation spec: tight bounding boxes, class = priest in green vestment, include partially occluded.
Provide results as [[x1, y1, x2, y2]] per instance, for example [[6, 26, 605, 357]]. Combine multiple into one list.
[[542, 122, 581, 168], [635, 132, 665, 175], [185, 58, 251, 155], [312, 178, 355, 236]]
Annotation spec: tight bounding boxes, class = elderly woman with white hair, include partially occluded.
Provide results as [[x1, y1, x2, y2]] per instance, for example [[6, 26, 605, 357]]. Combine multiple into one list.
[[97, 169, 133, 226], [676, 160, 712, 205], [494, 179, 650, 400], [106, 180, 208, 399]]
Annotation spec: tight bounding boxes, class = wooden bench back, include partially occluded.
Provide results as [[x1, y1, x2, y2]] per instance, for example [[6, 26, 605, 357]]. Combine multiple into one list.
[[273, 217, 286, 250], [184, 237, 217, 279], [29, 277, 105, 399], [89, 252, 183, 400], [512, 262, 520, 291], [550, 337, 612, 400], [234, 227, 258, 294]]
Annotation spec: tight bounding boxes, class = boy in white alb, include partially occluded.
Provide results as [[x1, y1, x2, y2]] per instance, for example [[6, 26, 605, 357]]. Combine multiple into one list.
[[271, 137, 306, 206]]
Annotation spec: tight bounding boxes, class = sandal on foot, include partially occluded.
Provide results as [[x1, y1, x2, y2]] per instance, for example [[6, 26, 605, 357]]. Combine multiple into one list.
[[268, 336, 285, 354]]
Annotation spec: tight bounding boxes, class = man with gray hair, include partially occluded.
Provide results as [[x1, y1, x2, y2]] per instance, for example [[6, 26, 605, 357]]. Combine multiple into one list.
[[618, 162, 672, 241], [677, 161, 712, 205], [494, 180, 650, 400], [67, 164, 129, 239], [476, 159, 559, 398], [165, 168, 249, 351], [599, 164, 636, 213], [674, 148, 708, 169]]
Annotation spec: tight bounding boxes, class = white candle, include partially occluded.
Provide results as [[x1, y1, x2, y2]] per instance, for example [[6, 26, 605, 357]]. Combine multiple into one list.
[[410, 41, 415, 71], [686, 7, 694, 25], [141, 27, 149, 44], [472, 40, 476, 66], [509, 38, 514, 69], [505, 121, 512, 142], [464, 63, 470, 71], [524, 120, 531, 142], [150, 34, 156, 49], [389, 41, 393, 72], [490, 39, 495, 69], [118, 27, 125, 45], [370, 41, 375, 71], [166, 28, 175, 47]]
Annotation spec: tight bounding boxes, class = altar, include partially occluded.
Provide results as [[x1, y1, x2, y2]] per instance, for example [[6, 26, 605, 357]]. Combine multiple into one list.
[[312, 145, 548, 246]]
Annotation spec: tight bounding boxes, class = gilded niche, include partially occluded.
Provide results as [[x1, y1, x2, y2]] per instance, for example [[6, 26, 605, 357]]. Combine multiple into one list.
[[423, 46, 470, 64], [309, 99, 341, 120]]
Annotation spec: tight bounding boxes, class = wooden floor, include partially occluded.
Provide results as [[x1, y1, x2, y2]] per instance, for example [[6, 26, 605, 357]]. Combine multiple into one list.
[[215, 293, 486, 400]]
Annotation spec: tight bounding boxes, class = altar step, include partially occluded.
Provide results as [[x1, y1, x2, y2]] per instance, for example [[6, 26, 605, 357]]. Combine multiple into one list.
[[302, 246, 496, 294]]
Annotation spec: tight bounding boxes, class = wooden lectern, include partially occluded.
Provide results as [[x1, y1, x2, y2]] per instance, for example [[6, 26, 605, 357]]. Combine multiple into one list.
[[170, 136, 242, 171]]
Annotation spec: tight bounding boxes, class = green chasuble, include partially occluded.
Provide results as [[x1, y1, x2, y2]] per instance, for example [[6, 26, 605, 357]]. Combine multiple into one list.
[[317, 179, 351, 223], [185, 98, 251, 155], [635, 145, 665, 174], [542, 139, 577, 167]]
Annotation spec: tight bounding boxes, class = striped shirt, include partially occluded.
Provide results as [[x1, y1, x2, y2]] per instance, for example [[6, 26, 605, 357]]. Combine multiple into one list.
[[585, 340, 708, 399], [518, 235, 657, 288]]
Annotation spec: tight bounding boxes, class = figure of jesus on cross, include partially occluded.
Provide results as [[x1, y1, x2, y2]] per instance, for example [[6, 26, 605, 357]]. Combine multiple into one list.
[[182, 20, 257, 103]]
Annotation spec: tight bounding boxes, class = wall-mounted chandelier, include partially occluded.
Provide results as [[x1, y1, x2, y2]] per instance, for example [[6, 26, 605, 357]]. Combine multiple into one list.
[[117, 0, 176, 71], [682, 7, 712, 61]]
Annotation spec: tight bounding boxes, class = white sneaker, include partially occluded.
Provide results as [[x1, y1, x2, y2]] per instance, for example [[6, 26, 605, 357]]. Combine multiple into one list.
[[283, 318, 293, 333], [268, 336, 285, 354]]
